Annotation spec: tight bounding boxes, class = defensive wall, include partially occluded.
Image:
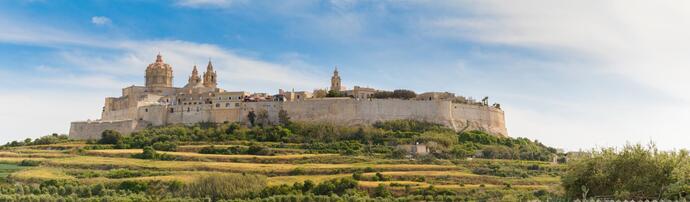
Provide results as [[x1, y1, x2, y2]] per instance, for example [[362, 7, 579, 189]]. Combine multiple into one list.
[[69, 98, 507, 139], [69, 119, 147, 140]]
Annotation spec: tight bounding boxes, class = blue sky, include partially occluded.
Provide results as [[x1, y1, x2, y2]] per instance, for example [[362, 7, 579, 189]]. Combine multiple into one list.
[[1, 0, 689, 151]]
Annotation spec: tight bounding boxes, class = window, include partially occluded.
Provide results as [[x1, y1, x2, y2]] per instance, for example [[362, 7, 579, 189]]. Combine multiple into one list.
[[226, 103, 230, 107], [169, 108, 174, 113], [235, 103, 240, 107], [216, 103, 220, 108], [145, 108, 148, 112], [229, 97, 232, 100], [187, 108, 190, 112]]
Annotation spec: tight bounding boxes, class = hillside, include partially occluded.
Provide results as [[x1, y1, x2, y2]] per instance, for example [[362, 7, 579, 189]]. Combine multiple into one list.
[[0, 120, 566, 201]]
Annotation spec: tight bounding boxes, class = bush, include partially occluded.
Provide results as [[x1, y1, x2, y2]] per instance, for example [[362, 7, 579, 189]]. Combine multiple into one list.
[[312, 178, 357, 196], [151, 142, 177, 151], [118, 181, 148, 192], [139, 146, 157, 159], [98, 130, 122, 144], [562, 144, 690, 200], [18, 159, 41, 166]]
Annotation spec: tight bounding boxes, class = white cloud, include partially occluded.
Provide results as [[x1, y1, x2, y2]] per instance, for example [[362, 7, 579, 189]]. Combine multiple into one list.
[[90, 16, 111, 25], [423, 0, 690, 101], [0, 11, 325, 143]]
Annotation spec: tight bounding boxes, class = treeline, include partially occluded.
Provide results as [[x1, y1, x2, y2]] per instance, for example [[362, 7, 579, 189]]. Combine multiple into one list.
[[4, 133, 69, 147], [83, 120, 558, 161], [562, 144, 690, 201]]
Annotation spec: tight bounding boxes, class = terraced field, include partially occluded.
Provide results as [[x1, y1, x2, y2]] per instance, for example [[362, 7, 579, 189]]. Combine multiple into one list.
[[0, 141, 565, 201]]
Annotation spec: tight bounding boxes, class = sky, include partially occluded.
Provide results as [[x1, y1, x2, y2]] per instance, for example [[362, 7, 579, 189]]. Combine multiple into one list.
[[1, 0, 689, 151]]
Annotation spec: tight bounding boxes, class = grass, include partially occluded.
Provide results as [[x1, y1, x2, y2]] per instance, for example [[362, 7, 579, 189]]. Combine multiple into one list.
[[267, 174, 351, 186], [84, 149, 367, 164], [43, 156, 458, 175], [10, 167, 74, 183], [0, 143, 565, 197]]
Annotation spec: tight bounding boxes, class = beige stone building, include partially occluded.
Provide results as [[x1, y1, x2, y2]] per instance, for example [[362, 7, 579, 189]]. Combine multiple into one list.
[[69, 54, 508, 139]]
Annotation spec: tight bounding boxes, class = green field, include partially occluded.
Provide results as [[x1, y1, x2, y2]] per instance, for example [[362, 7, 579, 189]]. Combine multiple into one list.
[[0, 142, 565, 201], [0, 121, 570, 201]]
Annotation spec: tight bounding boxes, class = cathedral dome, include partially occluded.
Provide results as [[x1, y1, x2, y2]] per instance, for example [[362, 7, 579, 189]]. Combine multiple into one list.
[[145, 54, 174, 88], [146, 54, 173, 70]]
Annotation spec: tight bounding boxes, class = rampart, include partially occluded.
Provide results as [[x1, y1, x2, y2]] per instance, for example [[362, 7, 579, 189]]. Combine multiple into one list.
[[69, 120, 147, 140]]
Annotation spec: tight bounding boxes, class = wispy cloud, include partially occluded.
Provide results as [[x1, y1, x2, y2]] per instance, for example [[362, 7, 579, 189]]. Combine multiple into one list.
[[91, 16, 111, 25]]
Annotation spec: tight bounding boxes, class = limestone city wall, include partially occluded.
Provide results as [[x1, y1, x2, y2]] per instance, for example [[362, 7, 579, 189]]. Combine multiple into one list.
[[69, 119, 146, 140], [69, 98, 507, 139]]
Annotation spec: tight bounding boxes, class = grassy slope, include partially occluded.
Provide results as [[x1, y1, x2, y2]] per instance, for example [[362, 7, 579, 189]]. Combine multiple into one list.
[[0, 143, 566, 196]]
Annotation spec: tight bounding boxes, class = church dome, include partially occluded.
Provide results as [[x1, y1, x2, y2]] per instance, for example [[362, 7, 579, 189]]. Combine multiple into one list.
[[145, 54, 174, 88], [146, 54, 173, 70]]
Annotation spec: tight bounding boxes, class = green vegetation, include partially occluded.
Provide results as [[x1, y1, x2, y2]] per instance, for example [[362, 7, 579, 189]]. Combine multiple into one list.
[[0, 120, 570, 201], [562, 144, 690, 200], [90, 120, 556, 161], [372, 89, 417, 99]]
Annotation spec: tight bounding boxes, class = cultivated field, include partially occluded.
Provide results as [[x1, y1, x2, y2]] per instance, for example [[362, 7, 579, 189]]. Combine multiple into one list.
[[0, 141, 564, 199]]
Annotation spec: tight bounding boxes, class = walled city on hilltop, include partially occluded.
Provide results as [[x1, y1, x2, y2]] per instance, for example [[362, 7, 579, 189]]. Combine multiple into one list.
[[69, 54, 507, 139]]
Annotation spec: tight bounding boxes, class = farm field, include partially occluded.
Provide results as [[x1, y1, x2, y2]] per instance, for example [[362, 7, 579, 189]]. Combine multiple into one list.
[[0, 141, 565, 201], [0, 121, 570, 201]]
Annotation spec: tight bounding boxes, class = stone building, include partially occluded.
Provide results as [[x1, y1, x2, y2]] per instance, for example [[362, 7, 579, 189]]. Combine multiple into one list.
[[69, 54, 508, 139]]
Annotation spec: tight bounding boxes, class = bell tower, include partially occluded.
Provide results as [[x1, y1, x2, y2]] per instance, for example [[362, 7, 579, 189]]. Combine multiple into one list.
[[330, 66, 341, 92], [203, 60, 217, 88]]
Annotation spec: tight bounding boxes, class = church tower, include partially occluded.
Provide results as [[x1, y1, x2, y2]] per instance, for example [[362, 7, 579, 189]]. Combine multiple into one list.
[[145, 54, 173, 88], [188, 65, 201, 85], [203, 60, 217, 88], [330, 67, 341, 92]]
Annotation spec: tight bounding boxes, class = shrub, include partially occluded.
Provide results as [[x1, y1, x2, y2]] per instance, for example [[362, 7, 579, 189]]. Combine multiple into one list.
[[118, 181, 148, 192], [247, 145, 273, 156], [373, 184, 392, 197], [562, 144, 690, 200], [312, 178, 358, 196], [18, 160, 41, 166], [98, 130, 122, 144], [151, 142, 177, 151], [138, 146, 157, 159]]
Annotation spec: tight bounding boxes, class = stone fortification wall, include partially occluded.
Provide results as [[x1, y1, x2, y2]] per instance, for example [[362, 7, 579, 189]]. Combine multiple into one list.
[[70, 98, 507, 139], [244, 99, 508, 136], [69, 119, 146, 140], [450, 103, 507, 136]]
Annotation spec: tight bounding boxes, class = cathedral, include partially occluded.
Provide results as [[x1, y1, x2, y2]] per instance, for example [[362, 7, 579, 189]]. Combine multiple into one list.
[[69, 54, 508, 139]]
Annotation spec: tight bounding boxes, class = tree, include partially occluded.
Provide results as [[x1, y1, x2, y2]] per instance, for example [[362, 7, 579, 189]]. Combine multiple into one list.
[[326, 89, 346, 97], [133, 146, 158, 159], [373, 184, 392, 197], [392, 89, 416, 99], [247, 111, 256, 127], [256, 109, 270, 127], [278, 109, 291, 126], [98, 130, 122, 144]]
